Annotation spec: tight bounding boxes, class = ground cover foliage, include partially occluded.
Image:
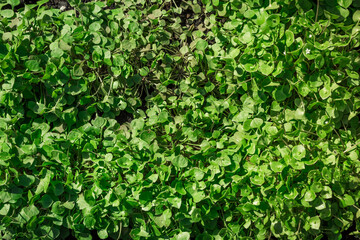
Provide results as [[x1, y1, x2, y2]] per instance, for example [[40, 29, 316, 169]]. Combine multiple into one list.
[[0, 0, 360, 239]]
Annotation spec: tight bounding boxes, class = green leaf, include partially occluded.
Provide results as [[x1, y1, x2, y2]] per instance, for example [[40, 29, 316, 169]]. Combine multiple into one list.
[[129, 22, 139, 33], [25, 60, 40, 72], [133, 226, 150, 237], [158, 111, 168, 123], [139, 67, 149, 76], [175, 181, 186, 195], [314, 197, 326, 210], [52, 182, 64, 196], [258, 60, 274, 76], [68, 129, 83, 143], [240, 32, 253, 44], [290, 158, 305, 170], [172, 155, 188, 168], [192, 3, 201, 13], [353, 10, 360, 22], [89, 22, 101, 32], [284, 188, 299, 199], [77, 194, 91, 210], [28, 101, 46, 115], [285, 30, 294, 47], [0, 44, 9, 59], [1, 9, 14, 18], [51, 201, 65, 215], [140, 130, 156, 144], [19, 205, 39, 222], [270, 161, 285, 173], [338, 0, 352, 8], [309, 216, 321, 230], [98, 229, 108, 239], [322, 167, 332, 182], [7, 0, 21, 7], [311, 182, 323, 193], [242, 57, 258, 72], [192, 191, 206, 203], [266, 14, 280, 27], [304, 190, 316, 202], [272, 61, 283, 77], [303, 43, 316, 60], [18, 174, 35, 187], [319, 84, 331, 100], [117, 155, 133, 169], [168, 197, 181, 209], [250, 118, 264, 128], [84, 216, 96, 228], [321, 186, 333, 199], [51, 47, 64, 58], [315, 55, 325, 69], [191, 208, 202, 222], [271, 221, 283, 236], [154, 209, 172, 228], [40, 194, 53, 208], [273, 87, 288, 102], [35, 170, 52, 195], [298, 82, 310, 97], [340, 194, 355, 207], [292, 145, 306, 160], [352, 26, 360, 35], [92, 117, 106, 128], [196, 39, 208, 51], [92, 47, 103, 63], [0, 204, 10, 215], [73, 64, 84, 76], [131, 119, 145, 132], [228, 48, 240, 58], [266, 126, 279, 135], [251, 174, 265, 186], [175, 232, 190, 240]]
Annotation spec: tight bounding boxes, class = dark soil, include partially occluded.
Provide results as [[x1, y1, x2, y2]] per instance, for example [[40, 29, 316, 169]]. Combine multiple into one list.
[[169, 0, 206, 34], [9, 0, 116, 11], [337, 223, 360, 240], [9, 0, 71, 11], [115, 110, 133, 125]]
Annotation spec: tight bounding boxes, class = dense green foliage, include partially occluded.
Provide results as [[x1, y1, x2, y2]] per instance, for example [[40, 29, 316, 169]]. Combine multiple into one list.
[[1, 0, 360, 239]]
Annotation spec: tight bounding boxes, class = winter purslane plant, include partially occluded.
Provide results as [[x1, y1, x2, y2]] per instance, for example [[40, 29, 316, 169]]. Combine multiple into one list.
[[0, 0, 360, 239]]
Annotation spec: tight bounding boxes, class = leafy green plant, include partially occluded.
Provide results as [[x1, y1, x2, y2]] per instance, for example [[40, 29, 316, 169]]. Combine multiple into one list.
[[0, 0, 360, 239]]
